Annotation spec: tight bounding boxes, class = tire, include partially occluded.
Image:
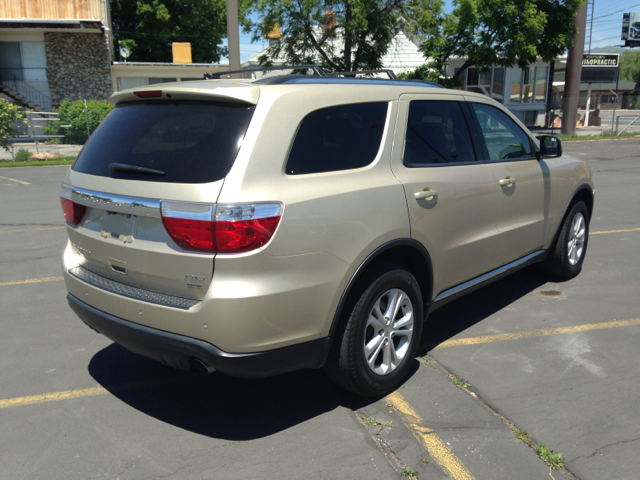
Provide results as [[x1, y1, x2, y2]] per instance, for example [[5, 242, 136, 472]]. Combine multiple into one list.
[[325, 265, 423, 397], [543, 200, 589, 279]]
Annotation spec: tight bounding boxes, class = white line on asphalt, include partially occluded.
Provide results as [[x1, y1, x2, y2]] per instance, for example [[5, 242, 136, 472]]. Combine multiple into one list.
[[0, 175, 30, 185]]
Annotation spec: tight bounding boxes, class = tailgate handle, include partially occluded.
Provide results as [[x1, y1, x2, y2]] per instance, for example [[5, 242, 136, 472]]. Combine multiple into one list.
[[414, 189, 439, 200], [109, 258, 127, 275]]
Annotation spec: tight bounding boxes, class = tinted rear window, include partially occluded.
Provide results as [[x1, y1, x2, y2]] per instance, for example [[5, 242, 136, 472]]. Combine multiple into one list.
[[72, 102, 255, 184], [285, 102, 388, 175]]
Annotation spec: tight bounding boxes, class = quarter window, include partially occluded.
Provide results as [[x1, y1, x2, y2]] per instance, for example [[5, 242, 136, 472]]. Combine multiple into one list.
[[286, 103, 387, 175], [471, 103, 534, 161], [403, 101, 476, 166]]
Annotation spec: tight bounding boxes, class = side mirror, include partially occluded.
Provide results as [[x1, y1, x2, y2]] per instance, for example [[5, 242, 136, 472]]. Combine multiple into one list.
[[537, 135, 562, 158]]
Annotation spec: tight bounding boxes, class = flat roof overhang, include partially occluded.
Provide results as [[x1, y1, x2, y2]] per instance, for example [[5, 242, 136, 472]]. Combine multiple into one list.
[[0, 20, 102, 32]]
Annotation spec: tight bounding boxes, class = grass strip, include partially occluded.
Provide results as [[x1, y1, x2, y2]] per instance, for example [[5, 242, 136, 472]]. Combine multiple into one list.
[[554, 131, 640, 142], [0, 156, 76, 168]]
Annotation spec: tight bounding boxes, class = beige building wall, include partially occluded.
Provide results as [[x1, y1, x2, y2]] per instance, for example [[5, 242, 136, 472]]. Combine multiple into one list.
[[111, 62, 229, 92]]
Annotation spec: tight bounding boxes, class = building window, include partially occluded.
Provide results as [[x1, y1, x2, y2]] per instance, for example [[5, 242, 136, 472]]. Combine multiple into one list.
[[466, 68, 505, 103], [117, 77, 178, 91], [149, 77, 177, 85], [510, 67, 548, 104], [118, 77, 148, 90], [512, 110, 539, 127], [491, 68, 505, 102]]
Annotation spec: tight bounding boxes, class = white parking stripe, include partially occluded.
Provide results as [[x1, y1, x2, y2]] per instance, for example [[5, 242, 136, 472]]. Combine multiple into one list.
[[0, 175, 30, 185]]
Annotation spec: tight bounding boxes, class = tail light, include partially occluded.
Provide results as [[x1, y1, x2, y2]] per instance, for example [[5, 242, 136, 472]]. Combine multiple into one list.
[[161, 201, 282, 253], [60, 187, 86, 226]]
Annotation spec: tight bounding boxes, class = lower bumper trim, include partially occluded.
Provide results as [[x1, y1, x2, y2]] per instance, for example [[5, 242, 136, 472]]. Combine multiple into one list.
[[67, 294, 331, 378]]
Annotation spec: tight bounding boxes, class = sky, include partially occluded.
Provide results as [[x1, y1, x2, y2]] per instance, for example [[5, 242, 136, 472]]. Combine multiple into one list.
[[221, 0, 640, 62], [587, 0, 640, 51]]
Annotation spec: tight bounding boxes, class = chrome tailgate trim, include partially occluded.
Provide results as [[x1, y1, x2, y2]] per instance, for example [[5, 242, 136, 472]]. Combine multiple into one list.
[[61, 184, 161, 218]]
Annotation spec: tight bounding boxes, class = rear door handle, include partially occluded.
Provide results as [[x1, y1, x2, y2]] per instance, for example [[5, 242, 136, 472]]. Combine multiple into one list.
[[499, 177, 516, 186], [414, 189, 439, 200]]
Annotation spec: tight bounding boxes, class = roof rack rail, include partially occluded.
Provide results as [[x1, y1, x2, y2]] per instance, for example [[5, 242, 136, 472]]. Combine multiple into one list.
[[326, 69, 399, 80], [204, 65, 326, 79]]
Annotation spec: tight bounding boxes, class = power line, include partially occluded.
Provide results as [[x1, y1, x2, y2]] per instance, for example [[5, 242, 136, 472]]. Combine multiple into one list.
[[593, 4, 640, 20]]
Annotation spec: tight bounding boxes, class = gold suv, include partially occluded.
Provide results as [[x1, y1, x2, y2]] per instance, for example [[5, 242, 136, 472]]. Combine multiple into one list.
[[60, 70, 594, 396]]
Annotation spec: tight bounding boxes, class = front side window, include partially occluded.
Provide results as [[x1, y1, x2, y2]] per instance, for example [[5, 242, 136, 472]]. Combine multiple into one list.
[[471, 103, 534, 161], [286, 103, 387, 175], [403, 101, 476, 166]]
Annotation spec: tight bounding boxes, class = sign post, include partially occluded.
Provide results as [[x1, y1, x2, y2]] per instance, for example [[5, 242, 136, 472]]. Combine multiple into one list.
[[581, 54, 620, 128]]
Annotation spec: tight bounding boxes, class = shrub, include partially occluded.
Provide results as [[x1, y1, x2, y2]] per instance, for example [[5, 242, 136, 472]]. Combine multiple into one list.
[[43, 100, 114, 145], [12, 148, 32, 162], [0, 100, 26, 152]]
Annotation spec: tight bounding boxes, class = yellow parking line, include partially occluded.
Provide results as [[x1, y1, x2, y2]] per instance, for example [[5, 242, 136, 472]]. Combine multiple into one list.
[[591, 227, 640, 235], [436, 318, 640, 349], [0, 227, 65, 234], [0, 378, 191, 410], [0, 276, 64, 286], [388, 391, 475, 480], [0, 386, 108, 409]]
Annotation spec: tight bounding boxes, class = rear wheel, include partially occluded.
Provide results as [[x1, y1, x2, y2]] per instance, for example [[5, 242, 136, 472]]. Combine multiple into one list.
[[544, 200, 589, 279], [325, 265, 423, 397]]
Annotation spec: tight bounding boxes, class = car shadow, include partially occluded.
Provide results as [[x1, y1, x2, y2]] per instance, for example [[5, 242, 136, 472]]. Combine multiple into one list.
[[88, 343, 420, 441], [420, 265, 551, 353], [87, 265, 548, 438]]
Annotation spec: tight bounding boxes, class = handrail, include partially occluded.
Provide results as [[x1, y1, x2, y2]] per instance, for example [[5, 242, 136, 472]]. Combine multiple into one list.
[[0, 70, 52, 111]]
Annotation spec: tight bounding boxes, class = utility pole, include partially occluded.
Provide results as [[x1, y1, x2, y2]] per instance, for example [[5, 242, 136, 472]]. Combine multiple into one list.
[[561, 1, 588, 135], [226, 0, 241, 78]]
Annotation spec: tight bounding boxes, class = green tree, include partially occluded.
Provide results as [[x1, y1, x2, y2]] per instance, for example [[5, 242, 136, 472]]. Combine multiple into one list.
[[246, 0, 441, 72], [620, 49, 640, 87], [404, 0, 583, 83], [111, 0, 230, 63], [43, 100, 114, 145], [0, 100, 25, 153]]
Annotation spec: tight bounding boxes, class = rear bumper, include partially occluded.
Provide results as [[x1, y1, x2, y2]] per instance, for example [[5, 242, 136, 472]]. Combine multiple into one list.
[[68, 293, 331, 378]]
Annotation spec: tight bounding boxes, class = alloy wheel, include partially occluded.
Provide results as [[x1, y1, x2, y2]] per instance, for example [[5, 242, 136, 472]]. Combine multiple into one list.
[[363, 288, 414, 376]]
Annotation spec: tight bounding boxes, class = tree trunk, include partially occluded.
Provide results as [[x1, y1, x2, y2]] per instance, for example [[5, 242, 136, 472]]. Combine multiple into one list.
[[452, 59, 474, 81], [343, 3, 353, 71]]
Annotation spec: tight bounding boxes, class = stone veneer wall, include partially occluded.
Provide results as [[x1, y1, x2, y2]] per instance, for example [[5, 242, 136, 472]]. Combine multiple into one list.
[[44, 32, 113, 107]]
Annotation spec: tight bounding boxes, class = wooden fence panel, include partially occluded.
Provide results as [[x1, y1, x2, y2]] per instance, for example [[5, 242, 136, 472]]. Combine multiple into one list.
[[0, 0, 102, 21]]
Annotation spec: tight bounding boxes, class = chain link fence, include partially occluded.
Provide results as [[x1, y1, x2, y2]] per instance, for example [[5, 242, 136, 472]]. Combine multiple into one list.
[[546, 92, 640, 136]]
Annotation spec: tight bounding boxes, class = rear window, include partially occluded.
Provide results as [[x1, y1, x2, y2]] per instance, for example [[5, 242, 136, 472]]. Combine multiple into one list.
[[285, 102, 388, 175], [72, 101, 256, 184]]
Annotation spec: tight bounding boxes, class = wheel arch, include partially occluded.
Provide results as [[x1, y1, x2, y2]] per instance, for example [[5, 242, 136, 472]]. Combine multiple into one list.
[[328, 239, 434, 341], [547, 183, 594, 256], [572, 183, 594, 221]]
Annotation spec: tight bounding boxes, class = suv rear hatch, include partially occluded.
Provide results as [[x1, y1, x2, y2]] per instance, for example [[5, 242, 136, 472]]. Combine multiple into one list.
[[62, 85, 258, 304]]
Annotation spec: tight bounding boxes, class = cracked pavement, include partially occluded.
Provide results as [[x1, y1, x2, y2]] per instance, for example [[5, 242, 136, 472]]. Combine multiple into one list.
[[426, 139, 640, 480], [1, 139, 639, 479]]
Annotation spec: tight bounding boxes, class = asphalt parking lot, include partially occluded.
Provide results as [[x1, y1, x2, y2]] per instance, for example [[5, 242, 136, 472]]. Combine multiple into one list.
[[1, 139, 638, 480]]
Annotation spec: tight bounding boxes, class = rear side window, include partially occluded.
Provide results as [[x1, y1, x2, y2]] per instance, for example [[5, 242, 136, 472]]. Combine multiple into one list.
[[286, 102, 388, 175], [73, 102, 256, 184], [403, 100, 476, 166]]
